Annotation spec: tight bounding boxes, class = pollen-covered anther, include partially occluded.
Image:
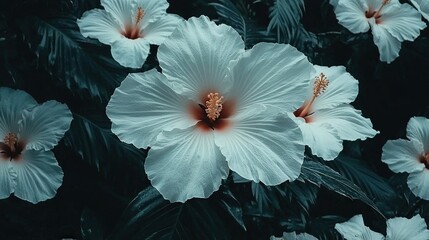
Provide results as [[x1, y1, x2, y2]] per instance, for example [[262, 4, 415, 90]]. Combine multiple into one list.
[[205, 93, 224, 121], [4, 133, 17, 152], [135, 7, 145, 25], [313, 73, 329, 98]]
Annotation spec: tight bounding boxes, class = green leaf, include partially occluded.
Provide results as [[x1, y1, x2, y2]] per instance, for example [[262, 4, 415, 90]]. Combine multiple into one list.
[[63, 114, 147, 196], [299, 158, 385, 218], [267, 0, 305, 43], [81, 207, 105, 240], [108, 187, 238, 240], [326, 154, 399, 216], [17, 15, 126, 104], [210, 0, 275, 48]]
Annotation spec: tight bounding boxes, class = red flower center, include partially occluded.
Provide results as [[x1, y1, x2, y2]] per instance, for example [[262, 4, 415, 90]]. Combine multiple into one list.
[[419, 153, 429, 169], [189, 92, 235, 132], [0, 133, 25, 161], [365, 0, 390, 24], [122, 7, 145, 39]]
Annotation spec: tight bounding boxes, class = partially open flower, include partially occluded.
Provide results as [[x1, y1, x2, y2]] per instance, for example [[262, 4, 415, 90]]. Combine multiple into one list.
[[107, 16, 314, 202], [335, 214, 429, 240], [333, 0, 426, 63], [293, 65, 378, 160], [77, 0, 182, 68], [382, 117, 429, 200], [0, 88, 72, 203]]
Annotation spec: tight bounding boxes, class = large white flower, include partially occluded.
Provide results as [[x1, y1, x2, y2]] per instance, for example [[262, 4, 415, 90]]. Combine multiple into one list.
[[335, 214, 429, 240], [293, 65, 378, 160], [411, 0, 429, 22], [106, 16, 314, 202], [0, 88, 72, 203], [382, 117, 429, 200], [270, 231, 318, 240], [77, 0, 182, 68], [333, 0, 426, 63]]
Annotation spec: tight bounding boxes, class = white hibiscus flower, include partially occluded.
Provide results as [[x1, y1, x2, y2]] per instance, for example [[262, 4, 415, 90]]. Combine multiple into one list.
[[411, 0, 429, 22], [293, 65, 378, 160], [0, 88, 72, 203], [106, 16, 314, 202], [77, 0, 182, 68], [335, 214, 429, 240], [382, 117, 429, 200], [333, 0, 426, 63], [270, 231, 318, 240]]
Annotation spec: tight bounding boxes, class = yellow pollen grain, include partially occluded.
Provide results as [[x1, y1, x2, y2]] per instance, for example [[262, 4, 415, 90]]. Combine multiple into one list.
[[4, 133, 17, 150], [205, 93, 224, 121]]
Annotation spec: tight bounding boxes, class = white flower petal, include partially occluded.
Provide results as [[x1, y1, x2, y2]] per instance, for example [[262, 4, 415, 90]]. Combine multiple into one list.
[[0, 161, 15, 199], [20, 101, 72, 151], [145, 127, 228, 203], [11, 150, 63, 204], [312, 104, 378, 141], [106, 69, 196, 149], [381, 139, 425, 174], [411, 0, 429, 21], [335, 0, 370, 34], [101, 0, 133, 27], [110, 38, 150, 68], [77, 9, 123, 45], [0, 88, 37, 139], [335, 214, 385, 240], [370, 20, 402, 63], [312, 65, 359, 110], [407, 170, 429, 200], [379, 3, 426, 42], [406, 117, 429, 152], [386, 215, 429, 240], [136, 0, 169, 28], [214, 106, 304, 185], [298, 120, 343, 160], [143, 14, 183, 45], [158, 16, 244, 100], [227, 42, 314, 113]]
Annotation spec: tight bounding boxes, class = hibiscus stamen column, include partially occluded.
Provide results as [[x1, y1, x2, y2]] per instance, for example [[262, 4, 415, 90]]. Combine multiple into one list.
[[371, 0, 390, 19], [129, 7, 145, 39], [298, 73, 329, 118], [205, 93, 224, 121], [3, 133, 17, 154]]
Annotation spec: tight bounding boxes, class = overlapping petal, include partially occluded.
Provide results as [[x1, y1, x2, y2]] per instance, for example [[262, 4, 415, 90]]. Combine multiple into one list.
[[311, 104, 378, 141], [227, 43, 313, 113], [298, 120, 343, 160], [214, 106, 304, 185], [135, 0, 169, 29], [407, 170, 429, 200], [381, 139, 424, 173], [335, 215, 385, 240], [0, 161, 15, 199], [335, 0, 370, 34], [107, 70, 196, 149], [11, 150, 63, 204], [110, 38, 150, 68], [145, 127, 228, 202], [76, 9, 123, 45], [143, 14, 183, 45], [0, 88, 37, 139], [311, 65, 359, 111], [411, 0, 429, 21], [386, 215, 429, 240], [101, 0, 134, 27], [158, 16, 244, 100], [379, 3, 426, 42], [19, 101, 72, 151], [369, 19, 402, 63], [406, 117, 429, 152]]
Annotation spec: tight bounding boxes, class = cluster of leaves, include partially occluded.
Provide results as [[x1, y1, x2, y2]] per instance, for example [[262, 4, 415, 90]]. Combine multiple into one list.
[[1, 0, 429, 239]]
